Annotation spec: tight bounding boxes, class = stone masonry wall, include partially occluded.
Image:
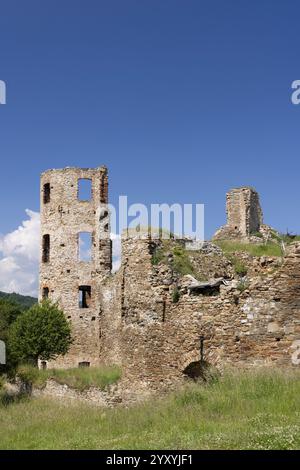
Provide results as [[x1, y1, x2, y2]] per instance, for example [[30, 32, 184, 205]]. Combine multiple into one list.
[[39, 168, 300, 392], [40, 167, 111, 368], [100, 238, 300, 390], [214, 187, 263, 240]]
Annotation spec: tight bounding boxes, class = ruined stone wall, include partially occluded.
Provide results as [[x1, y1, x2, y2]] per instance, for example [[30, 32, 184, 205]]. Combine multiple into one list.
[[39, 168, 300, 388], [100, 237, 300, 389], [39, 167, 111, 368], [99, 236, 234, 389]]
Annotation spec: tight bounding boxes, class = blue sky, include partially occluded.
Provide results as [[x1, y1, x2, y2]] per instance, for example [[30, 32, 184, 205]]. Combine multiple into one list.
[[1, 0, 300, 294]]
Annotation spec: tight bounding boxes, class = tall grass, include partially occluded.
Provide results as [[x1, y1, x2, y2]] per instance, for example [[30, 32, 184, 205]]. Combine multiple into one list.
[[0, 368, 300, 449], [215, 240, 283, 257], [17, 364, 121, 391]]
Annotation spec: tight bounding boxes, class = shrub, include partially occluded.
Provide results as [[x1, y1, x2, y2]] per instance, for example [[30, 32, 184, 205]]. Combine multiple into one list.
[[8, 300, 72, 366], [252, 231, 263, 238], [237, 280, 249, 292], [234, 260, 248, 277], [151, 248, 164, 265]]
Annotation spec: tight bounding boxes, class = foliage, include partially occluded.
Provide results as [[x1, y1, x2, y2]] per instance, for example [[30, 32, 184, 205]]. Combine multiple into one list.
[[0, 299, 24, 373], [152, 241, 196, 278], [151, 248, 165, 265], [215, 240, 283, 257], [279, 233, 300, 244], [231, 257, 248, 277], [237, 280, 249, 292], [0, 368, 300, 449], [0, 299, 23, 344], [172, 246, 195, 276], [17, 364, 121, 391], [0, 291, 37, 310], [8, 300, 72, 365], [252, 231, 263, 238]]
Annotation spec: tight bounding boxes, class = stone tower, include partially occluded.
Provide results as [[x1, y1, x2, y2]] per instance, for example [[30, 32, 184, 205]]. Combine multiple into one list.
[[39, 167, 112, 368], [214, 187, 263, 240]]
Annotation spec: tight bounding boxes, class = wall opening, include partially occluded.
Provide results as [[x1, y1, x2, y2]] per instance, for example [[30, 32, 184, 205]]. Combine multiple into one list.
[[200, 336, 205, 362], [43, 183, 50, 204], [162, 300, 166, 322], [78, 361, 90, 368], [78, 178, 92, 201], [78, 232, 92, 261], [40, 361, 47, 370], [183, 361, 205, 380], [79, 285, 91, 308], [42, 287, 49, 299], [42, 234, 50, 263]]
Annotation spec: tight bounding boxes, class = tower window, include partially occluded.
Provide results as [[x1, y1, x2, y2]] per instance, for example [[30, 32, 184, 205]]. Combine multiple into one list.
[[78, 232, 92, 261], [42, 234, 50, 263], [42, 287, 49, 299], [79, 285, 91, 308], [78, 178, 92, 201], [43, 183, 51, 204]]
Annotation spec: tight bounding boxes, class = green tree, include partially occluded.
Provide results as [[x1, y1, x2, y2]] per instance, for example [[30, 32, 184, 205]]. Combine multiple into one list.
[[0, 299, 23, 343], [0, 299, 24, 372], [8, 300, 72, 366]]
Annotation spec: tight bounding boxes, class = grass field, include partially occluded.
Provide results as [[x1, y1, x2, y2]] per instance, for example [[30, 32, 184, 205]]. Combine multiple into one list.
[[17, 364, 121, 391], [0, 368, 300, 450]]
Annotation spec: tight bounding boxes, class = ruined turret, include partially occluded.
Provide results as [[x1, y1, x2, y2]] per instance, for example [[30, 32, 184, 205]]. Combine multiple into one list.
[[213, 187, 263, 241]]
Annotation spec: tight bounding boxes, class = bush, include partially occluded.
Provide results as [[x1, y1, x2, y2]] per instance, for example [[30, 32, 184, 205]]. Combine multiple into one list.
[[8, 300, 72, 366], [234, 260, 248, 277], [237, 280, 249, 292], [17, 364, 41, 386], [172, 246, 195, 276]]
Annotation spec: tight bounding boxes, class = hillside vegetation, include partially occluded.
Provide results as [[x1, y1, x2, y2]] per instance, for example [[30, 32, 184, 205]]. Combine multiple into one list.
[[0, 291, 37, 310], [17, 364, 121, 392], [214, 240, 283, 257], [0, 368, 300, 450]]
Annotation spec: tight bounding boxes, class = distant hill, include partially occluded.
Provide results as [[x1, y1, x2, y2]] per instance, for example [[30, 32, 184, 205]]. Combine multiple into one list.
[[0, 291, 38, 309]]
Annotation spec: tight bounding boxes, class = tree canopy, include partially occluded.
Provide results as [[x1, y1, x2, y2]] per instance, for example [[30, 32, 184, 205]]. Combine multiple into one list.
[[8, 300, 72, 365]]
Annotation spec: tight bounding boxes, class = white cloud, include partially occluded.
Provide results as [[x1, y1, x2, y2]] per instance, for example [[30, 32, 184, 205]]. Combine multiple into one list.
[[111, 233, 122, 272], [0, 210, 122, 297], [0, 210, 40, 297]]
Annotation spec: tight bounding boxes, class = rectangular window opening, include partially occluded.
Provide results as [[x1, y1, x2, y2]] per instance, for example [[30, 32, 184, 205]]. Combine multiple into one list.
[[42, 234, 50, 263], [43, 183, 50, 204], [42, 287, 49, 299], [78, 232, 92, 261], [78, 178, 92, 201], [78, 361, 90, 368], [79, 285, 91, 308]]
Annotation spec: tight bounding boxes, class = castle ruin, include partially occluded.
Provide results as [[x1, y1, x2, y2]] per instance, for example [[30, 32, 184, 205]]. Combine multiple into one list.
[[213, 187, 264, 240], [39, 167, 300, 389]]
